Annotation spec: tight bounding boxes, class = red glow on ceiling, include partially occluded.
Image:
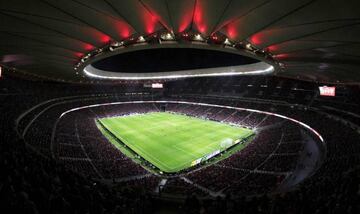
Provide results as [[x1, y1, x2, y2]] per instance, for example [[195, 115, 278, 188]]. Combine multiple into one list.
[[273, 53, 289, 59], [100, 35, 111, 43], [226, 25, 237, 39], [198, 25, 206, 33], [151, 10, 172, 32], [146, 27, 155, 34], [141, 9, 158, 34], [75, 52, 84, 58], [193, 2, 207, 33], [250, 33, 263, 46], [121, 29, 130, 38], [179, 22, 189, 33], [194, 6, 202, 23], [178, 8, 193, 32], [266, 45, 278, 52], [89, 29, 113, 45], [114, 21, 132, 38], [84, 44, 95, 51], [250, 29, 277, 47]]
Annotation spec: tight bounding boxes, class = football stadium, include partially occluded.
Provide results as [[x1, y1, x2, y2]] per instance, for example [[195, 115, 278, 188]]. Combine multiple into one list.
[[97, 112, 254, 174], [0, 0, 360, 213]]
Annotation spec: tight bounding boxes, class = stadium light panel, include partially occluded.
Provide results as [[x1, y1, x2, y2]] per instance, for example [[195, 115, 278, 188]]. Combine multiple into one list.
[[193, 34, 204, 41], [160, 32, 174, 40], [224, 38, 232, 45], [137, 36, 146, 42], [246, 43, 252, 50]]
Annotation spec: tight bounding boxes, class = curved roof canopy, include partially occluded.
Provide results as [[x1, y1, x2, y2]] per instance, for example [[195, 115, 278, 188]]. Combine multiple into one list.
[[0, 0, 360, 83]]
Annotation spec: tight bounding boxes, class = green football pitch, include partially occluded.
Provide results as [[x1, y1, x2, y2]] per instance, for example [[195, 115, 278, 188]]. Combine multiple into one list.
[[97, 111, 254, 173]]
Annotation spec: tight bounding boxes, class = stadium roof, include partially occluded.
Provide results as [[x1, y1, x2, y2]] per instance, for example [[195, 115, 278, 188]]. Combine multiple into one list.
[[0, 0, 360, 83]]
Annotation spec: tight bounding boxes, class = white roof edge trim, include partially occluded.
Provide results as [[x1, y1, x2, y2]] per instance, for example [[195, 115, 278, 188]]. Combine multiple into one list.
[[83, 62, 274, 80]]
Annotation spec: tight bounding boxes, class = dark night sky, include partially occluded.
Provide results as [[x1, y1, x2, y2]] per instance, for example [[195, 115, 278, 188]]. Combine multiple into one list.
[[92, 48, 259, 73]]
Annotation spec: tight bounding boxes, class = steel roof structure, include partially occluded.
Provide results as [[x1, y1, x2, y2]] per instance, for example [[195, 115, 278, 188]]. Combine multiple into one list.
[[0, 0, 359, 83]]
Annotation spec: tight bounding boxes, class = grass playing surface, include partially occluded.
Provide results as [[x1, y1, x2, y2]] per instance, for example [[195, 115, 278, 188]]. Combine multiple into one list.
[[98, 112, 254, 173]]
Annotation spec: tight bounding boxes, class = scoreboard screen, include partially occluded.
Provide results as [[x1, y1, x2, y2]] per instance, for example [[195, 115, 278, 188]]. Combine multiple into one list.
[[143, 83, 163, 88], [152, 83, 163, 88], [319, 86, 335, 96]]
